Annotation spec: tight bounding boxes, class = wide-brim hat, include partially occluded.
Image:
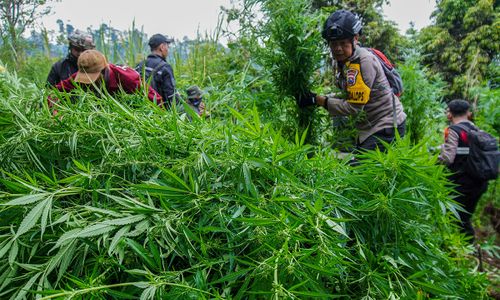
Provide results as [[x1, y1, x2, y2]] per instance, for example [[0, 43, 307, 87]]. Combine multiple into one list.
[[74, 50, 108, 84]]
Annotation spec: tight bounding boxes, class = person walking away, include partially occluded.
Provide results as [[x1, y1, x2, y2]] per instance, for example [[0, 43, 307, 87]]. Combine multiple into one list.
[[439, 99, 499, 240], [47, 30, 95, 86], [296, 9, 406, 152], [135, 34, 180, 109]]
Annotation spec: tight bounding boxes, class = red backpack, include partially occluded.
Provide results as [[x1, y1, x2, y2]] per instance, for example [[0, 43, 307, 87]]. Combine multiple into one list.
[[367, 48, 404, 97]]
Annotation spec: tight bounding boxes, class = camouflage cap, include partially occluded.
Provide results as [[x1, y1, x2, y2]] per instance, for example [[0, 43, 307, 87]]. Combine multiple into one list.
[[68, 30, 95, 50], [186, 85, 203, 99]]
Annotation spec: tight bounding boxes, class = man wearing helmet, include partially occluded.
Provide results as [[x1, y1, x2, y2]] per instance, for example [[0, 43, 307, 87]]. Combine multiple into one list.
[[46, 30, 95, 86], [297, 9, 406, 151]]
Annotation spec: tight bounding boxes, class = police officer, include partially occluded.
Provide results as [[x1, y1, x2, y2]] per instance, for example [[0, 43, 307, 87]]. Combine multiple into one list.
[[47, 30, 95, 86], [297, 9, 406, 151], [135, 34, 179, 108], [439, 99, 490, 240]]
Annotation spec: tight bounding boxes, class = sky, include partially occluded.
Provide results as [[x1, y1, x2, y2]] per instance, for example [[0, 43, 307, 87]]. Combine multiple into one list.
[[41, 0, 437, 41]]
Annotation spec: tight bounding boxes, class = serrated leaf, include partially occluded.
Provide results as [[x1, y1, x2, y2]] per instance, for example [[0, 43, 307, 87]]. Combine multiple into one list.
[[40, 198, 52, 237], [102, 214, 146, 226], [77, 223, 116, 238], [1, 193, 49, 206], [0, 239, 13, 259], [109, 225, 130, 255], [15, 199, 49, 238], [14, 272, 41, 300], [54, 228, 82, 249], [8, 240, 18, 265]]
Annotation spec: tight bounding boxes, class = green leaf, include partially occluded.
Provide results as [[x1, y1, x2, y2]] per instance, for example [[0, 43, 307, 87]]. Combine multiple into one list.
[[102, 215, 147, 226], [77, 223, 116, 238], [0, 239, 13, 259], [14, 272, 41, 300], [1, 193, 49, 206], [209, 268, 250, 284], [126, 238, 157, 270], [109, 225, 131, 256], [160, 168, 192, 191], [15, 198, 50, 238], [8, 240, 18, 265]]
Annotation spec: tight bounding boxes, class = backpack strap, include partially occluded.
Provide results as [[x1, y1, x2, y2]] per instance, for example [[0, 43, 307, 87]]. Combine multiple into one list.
[[450, 122, 476, 135], [368, 48, 397, 128], [449, 122, 476, 155], [148, 61, 168, 78]]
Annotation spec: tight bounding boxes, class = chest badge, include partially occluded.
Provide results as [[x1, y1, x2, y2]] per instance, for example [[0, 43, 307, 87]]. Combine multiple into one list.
[[346, 68, 359, 86]]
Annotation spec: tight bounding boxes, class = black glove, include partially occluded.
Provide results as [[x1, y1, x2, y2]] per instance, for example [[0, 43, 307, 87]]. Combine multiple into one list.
[[295, 91, 317, 108]]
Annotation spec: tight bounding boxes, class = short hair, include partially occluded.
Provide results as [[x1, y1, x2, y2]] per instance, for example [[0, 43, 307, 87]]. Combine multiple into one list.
[[447, 99, 470, 116]]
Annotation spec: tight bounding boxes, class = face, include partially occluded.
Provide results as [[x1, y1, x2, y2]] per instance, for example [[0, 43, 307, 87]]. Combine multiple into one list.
[[160, 43, 170, 58], [70, 46, 86, 58], [328, 36, 357, 62]]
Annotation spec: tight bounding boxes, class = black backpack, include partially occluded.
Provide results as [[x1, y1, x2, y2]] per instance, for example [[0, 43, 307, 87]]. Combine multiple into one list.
[[135, 61, 168, 93], [367, 48, 404, 97], [452, 123, 500, 181]]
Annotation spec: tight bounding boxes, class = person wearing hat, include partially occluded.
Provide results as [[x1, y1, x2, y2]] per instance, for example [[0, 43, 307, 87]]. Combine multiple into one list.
[[135, 33, 179, 108], [47, 30, 96, 86], [185, 85, 206, 116], [48, 49, 162, 109], [296, 9, 406, 151]]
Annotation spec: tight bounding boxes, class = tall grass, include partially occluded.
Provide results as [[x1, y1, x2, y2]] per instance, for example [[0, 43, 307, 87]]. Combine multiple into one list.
[[0, 66, 490, 299]]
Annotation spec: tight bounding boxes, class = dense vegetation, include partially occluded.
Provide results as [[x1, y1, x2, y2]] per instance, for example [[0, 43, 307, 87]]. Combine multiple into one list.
[[0, 0, 498, 298]]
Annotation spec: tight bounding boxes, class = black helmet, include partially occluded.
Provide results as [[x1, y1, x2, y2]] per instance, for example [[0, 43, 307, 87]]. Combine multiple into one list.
[[322, 9, 362, 41]]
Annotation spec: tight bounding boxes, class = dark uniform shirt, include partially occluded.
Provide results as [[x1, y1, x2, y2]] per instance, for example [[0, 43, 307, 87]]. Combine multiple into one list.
[[135, 54, 178, 108], [46, 53, 79, 86]]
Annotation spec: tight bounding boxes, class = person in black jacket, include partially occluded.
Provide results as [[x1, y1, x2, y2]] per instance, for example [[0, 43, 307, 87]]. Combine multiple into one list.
[[438, 99, 489, 240], [46, 30, 95, 86], [135, 34, 179, 108]]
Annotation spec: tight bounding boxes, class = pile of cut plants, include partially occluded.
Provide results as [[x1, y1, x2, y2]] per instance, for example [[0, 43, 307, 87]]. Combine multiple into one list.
[[0, 69, 489, 299]]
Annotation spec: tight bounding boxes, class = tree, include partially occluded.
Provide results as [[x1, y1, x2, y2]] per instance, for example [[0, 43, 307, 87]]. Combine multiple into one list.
[[418, 0, 499, 99], [311, 0, 405, 62], [0, 0, 56, 64]]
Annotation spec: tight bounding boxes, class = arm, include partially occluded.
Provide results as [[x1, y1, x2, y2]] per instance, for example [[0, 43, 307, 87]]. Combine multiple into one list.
[[316, 54, 378, 116], [46, 63, 61, 87], [48, 76, 77, 108], [438, 128, 459, 165], [162, 65, 176, 102]]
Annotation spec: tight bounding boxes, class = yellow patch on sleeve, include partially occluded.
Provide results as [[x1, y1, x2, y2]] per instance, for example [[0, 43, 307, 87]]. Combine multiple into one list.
[[345, 62, 371, 105]]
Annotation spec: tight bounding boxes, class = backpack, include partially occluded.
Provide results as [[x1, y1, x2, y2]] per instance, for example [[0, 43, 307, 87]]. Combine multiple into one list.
[[135, 60, 168, 93], [367, 48, 404, 97], [452, 123, 500, 181]]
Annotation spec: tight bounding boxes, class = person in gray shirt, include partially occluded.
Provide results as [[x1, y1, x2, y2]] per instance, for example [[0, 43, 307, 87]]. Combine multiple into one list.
[[296, 9, 406, 151]]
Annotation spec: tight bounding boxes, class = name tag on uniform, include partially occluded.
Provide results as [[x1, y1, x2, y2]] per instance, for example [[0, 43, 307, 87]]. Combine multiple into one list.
[[345, 63, 370, 105]]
